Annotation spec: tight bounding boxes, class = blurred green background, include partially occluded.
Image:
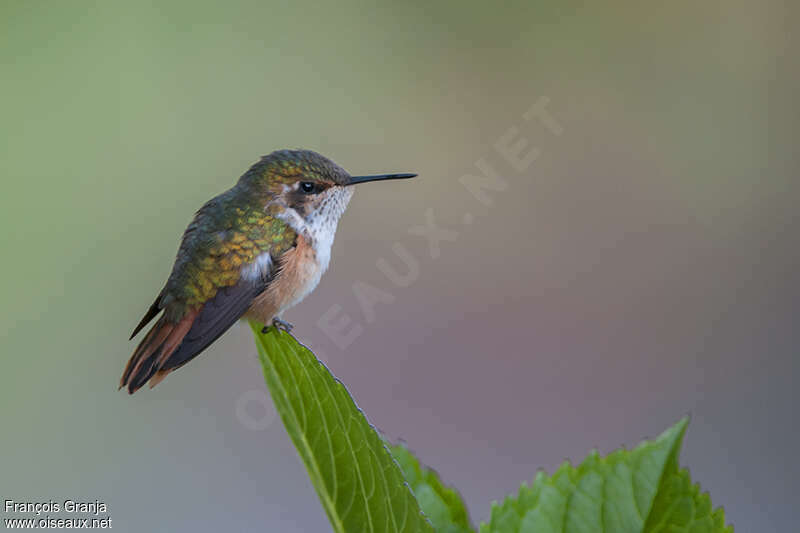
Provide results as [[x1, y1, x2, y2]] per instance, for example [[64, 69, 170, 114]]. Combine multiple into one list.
[[1, 1, 796, 531]]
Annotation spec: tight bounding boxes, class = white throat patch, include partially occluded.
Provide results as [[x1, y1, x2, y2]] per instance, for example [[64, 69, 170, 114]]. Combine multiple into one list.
[[276, 186, 354, 273]]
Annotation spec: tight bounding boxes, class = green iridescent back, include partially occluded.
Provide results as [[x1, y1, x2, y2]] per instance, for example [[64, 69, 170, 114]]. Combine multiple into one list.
[[158, 187, 294, 319]]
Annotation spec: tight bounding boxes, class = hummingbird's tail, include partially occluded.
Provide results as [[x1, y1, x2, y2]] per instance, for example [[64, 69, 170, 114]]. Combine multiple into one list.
[[119, 310, 198, 394], [121, 278, 268, 393]]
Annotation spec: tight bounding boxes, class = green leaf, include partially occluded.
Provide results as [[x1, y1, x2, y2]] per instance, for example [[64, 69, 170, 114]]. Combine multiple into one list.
[[644, 468, 733, 533], [480, 418, 732, 533], [389, 442, 475, 533], [250, 323, 433, 533]]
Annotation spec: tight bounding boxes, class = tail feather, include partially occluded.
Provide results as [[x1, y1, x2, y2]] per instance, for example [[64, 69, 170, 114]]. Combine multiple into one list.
[[121, 277, 266, 393], [129, 290, 164, 340], [120, 310, 198, 394], [119, 320, 169, 389]]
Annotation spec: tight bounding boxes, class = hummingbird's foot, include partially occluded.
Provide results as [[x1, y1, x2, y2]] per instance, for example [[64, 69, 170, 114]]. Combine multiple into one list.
[[262, 317, 294, 334]]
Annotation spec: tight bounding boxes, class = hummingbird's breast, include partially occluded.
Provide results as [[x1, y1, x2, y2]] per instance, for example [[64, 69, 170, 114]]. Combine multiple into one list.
[[244, 233, 326, 323], [245, 186, 351, 323]]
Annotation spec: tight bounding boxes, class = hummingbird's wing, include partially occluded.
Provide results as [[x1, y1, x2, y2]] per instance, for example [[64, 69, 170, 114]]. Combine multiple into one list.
[[120, 189, 296, 393], [121, 277, 268, 393]]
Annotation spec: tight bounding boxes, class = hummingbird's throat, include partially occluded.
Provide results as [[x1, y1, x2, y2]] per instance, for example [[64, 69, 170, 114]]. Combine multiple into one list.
[[275, 186, 353, 273]]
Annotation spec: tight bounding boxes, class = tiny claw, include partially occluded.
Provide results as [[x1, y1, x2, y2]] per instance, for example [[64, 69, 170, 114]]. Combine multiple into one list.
[[271, 317, 294, 333], [261, 317, 293, 334]]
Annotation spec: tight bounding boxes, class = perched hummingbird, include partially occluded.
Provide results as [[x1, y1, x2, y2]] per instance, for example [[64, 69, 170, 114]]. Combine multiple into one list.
[[120, 149, 415, 393]]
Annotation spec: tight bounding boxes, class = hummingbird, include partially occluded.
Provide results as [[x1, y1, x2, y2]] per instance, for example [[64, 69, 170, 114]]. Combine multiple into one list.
[[120, 149, 416, 393]]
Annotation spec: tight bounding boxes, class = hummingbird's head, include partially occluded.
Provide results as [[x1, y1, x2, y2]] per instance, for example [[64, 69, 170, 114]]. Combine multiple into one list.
[[241, 149, 416, 252]]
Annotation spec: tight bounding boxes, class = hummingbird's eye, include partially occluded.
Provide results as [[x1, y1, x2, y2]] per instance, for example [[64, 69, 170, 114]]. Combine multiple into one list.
[[299, 181, 316, 194]]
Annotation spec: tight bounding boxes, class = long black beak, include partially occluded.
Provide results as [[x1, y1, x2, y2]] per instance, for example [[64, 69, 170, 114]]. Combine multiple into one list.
[[346, 172, 417, 186]]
